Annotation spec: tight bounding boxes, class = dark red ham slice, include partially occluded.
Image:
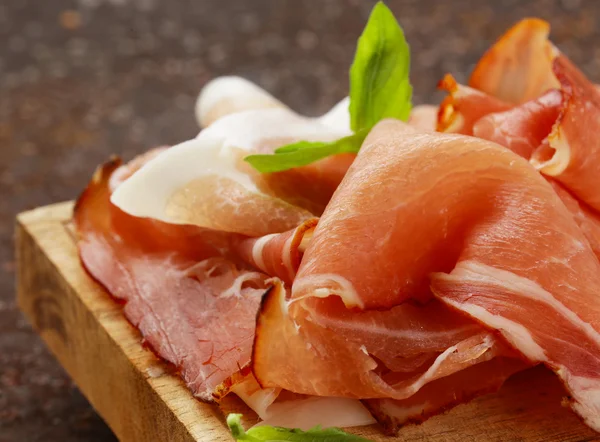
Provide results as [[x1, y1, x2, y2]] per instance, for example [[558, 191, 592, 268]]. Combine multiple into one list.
[[75, 159, 269, 400]]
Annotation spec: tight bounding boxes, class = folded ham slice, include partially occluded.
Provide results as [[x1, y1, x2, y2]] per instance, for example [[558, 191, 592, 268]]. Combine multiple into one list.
[[530, 55, 600, 212], [254, 280, 518, 399], [472, 89, 562, 158], [439, 18, 600, 267], [469, 18, 559, 104], [254, 119, 600, 431], [459, 18, 600, 215]]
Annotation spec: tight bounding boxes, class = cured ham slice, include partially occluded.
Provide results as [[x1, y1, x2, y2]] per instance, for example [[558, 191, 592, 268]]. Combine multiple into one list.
[[437, 74, 511, 134], [530, 56, 600, 212], [235, 219, 317, 286], [254, 119, 600, 431], [113, 101, 357, 219], [254, 280, 517, 399], [446, 17, 600, 239], [74, 159, 269, 400], [470, 91, 600, 258], [467, 70, 600, 259], [364, 357, 526, 433], [76, 155, 324, 406], [469, 18, 559, 104], [472, 89, 562, 158]]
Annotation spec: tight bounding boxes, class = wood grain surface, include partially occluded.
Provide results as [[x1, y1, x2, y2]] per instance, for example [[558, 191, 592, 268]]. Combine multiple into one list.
[[16, 202, 600, 442]]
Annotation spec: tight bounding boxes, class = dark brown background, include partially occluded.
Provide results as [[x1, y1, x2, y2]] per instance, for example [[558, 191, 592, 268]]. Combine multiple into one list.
[[2, 0, 599, 440]]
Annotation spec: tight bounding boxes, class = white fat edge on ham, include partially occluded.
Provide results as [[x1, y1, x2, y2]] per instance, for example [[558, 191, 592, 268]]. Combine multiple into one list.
[[251, 234, 278, 271], [198, 106, 351, 150], [250, 226, 313, 281], [230, 377, 281, 419], [531, 128, 571, 176], [195, 74, 351, 133], [110, 133, 259, 224], [291, 273, 364, 309], [433, 260, 600, 431], [112, 101, 350, 226], [439, 260, 600, 354]]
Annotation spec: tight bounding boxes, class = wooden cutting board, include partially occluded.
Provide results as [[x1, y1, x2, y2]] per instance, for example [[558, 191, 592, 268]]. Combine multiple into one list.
[[15, 202, 599, 442]]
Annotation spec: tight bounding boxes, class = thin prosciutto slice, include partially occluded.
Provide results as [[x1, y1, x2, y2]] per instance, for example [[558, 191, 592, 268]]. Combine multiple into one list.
[[254, 280, 520, 399], [441, 17, 600, 264], [469, 18, 559, 104], [461, 17, 600, 214], [255, 119, 600, 431], [470, 90, 600, 259], [472, 89, 562, 158], [530, 55, 600, 212]]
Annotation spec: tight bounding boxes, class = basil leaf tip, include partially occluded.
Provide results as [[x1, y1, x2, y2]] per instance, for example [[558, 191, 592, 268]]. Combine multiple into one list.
[[349, 1, 412, 131], [245, 0, 412, 173], [226, 413, 372, 442]]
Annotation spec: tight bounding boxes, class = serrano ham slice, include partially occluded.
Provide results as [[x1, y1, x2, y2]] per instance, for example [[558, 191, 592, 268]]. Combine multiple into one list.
[[469, 18, 559, 104], [254, 280, 516, 400], [470, 90, 600, 259], [530, 55, 600, 212], [255, 119, 600, 431], [461, 17, 600, 214]]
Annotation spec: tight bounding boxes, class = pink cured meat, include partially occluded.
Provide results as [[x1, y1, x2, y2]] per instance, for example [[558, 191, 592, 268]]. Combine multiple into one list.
[[254, 119, 600, 431], [75, 158, 314, 400]]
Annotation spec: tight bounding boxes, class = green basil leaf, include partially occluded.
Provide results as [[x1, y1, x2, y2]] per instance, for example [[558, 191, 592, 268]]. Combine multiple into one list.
[[349, 1, 412, 131], [227, 414, 372, 442], [244, 1, 412, 173], [244, 130, 368, 173]]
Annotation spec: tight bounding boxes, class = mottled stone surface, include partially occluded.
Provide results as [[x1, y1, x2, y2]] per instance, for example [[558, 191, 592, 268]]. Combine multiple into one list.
[[2, 0, 600, 440]]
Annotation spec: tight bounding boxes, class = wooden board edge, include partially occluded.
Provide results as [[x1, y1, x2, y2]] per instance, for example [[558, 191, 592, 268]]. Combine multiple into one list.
[[16, 202, 233, 442], [16, 201, 75, 225]]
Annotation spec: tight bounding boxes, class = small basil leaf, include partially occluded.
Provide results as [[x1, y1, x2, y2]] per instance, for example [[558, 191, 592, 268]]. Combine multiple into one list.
[[227, 413, 372, 442], [349, 1, 412, 131]]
